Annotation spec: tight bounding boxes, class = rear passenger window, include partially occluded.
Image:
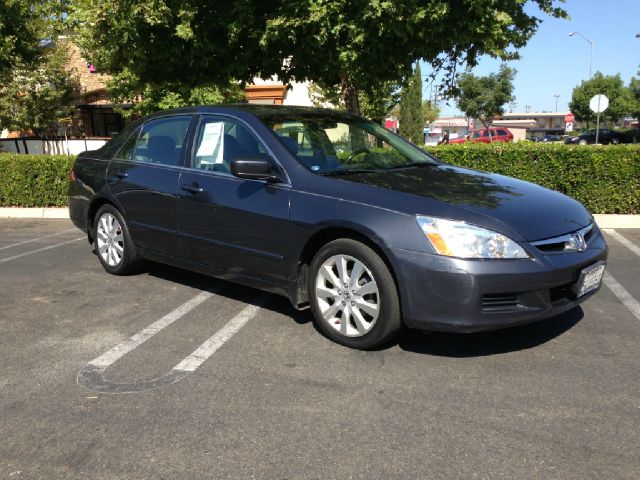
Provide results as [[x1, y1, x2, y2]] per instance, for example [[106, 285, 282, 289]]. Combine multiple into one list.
[[133, 116, 192, 166]]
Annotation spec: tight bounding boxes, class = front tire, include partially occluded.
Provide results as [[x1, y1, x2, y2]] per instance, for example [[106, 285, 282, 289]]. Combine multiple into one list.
[[308, 239, 401, 349], [94, 204, 142, 275]]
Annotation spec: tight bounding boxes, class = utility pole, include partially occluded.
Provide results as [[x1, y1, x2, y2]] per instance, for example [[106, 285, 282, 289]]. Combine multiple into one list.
[[553, 94, 560, 112]]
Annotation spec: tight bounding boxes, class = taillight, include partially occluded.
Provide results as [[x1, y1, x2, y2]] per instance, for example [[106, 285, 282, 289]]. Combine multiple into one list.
[[70, 166, 76, 182]]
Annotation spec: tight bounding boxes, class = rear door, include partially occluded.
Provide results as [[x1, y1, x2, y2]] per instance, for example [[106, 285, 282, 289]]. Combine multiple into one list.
[[106, 115, 193, 255], [176, 115, 291, 285]]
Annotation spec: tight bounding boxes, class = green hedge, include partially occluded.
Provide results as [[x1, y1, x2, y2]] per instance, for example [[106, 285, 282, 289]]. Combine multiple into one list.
[[426, 143, 640, 214], [1, 145, 639, 213], [0, 154, 75, 207]]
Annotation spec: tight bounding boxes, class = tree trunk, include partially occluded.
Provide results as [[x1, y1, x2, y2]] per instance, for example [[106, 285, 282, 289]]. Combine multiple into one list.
[[481, 119, 493, 143], [340, 76, 361, 116]]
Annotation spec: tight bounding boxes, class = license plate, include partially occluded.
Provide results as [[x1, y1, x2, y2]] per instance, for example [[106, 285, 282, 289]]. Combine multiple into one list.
[[574, 262, 606, 298]]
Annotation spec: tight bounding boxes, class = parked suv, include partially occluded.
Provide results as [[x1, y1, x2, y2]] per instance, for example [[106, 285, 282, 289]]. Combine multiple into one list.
[[449, 128, 514, 144]]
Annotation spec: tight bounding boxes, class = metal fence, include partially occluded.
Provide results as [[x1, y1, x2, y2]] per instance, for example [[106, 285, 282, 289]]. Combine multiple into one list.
[[0, 138, 108, 155]]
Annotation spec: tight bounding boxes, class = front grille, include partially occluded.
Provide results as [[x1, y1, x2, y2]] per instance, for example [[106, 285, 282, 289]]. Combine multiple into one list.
[[482, 294, 519, 310], [532, 223, 594, 254], [535, 241, 566, 253]]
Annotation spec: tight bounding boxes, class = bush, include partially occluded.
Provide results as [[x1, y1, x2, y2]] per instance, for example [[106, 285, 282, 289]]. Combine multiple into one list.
[[426, 143, 640, 214], [0, 153, 75, 207], [1, 144, 639, 214]]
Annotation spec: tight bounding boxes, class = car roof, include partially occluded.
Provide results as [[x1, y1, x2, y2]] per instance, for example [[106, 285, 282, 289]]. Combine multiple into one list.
[[143, 104, 360, 121]]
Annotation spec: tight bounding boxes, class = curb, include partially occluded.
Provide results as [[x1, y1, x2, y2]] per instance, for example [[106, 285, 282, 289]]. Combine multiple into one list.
[[0, 207, 69, 219], [593, 214, 640, 229], [0, 208, 639, 228]]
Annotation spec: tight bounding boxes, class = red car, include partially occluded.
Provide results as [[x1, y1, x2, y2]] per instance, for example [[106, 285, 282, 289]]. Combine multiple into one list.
[[449, 128, 514, 144]]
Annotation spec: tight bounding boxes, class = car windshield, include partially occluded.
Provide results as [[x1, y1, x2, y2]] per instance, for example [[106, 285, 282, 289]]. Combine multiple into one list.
[[254, 110, 438, 174]]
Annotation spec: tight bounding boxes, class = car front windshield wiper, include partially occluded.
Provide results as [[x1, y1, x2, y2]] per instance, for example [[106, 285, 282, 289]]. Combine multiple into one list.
[[383, 162, 438, 171], [319, 168, 380, 176]]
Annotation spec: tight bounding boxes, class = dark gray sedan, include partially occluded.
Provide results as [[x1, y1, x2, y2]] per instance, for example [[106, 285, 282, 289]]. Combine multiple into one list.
[[68, 105, 607, 349]]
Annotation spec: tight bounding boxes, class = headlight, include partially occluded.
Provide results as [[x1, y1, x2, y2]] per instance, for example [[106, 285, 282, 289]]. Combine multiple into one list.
[[416, 216, 530, 259]]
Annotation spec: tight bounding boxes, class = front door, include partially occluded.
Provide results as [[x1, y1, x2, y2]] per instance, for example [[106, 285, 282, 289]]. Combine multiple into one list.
[[176, 115, 291, 286], [106, 115, 193, 255]]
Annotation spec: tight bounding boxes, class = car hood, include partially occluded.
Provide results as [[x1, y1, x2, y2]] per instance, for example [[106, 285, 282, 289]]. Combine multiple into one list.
[[327, 164, 592, 242]]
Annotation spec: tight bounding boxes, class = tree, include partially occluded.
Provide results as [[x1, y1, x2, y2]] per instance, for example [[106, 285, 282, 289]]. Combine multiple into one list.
[[399, 64, 423, 144], [308, 81, 399, 123], [0, 0, 68, 74], [106, 70, 244, 118], [0, 43, 79, 134], [455, 65, 516, 131], [70, 0, 567, 115], [0, 0, 41, 73], [569, 73, 636, 126], [422, 100, 440, 125]]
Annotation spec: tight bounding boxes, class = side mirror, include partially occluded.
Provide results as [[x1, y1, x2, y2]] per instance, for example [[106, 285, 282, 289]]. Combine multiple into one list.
[[230, 157, 282, 183]]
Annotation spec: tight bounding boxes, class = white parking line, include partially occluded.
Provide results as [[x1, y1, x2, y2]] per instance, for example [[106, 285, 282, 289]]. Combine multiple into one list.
[[604, 229, 640, 257], [173, 296, 268, 372], [88, 291, 214, 369], [603, 272, 640, 322], [0, 237, 84, 264], [78, 291, 268, 393], [0, 228, 77, 252]]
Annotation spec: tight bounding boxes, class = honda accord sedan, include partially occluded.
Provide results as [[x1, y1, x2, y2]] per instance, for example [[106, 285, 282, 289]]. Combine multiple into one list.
[[68, 105, 607, 349]]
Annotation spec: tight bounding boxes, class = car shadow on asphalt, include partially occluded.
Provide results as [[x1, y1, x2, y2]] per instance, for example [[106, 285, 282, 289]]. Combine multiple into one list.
[[396, 307, 584, 357], [143, 261, 313, 324], [143, 262, 583, 357]]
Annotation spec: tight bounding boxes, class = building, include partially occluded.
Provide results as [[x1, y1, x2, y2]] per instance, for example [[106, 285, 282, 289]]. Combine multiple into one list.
[[64, 41, 127, 138], [499, 112, 574, 139], [424, 117, 470, 144], [245, 77, 313, 106]]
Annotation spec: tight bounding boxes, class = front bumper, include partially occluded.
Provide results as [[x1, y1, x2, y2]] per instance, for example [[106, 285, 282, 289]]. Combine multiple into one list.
[[393, 229, 608, 332]]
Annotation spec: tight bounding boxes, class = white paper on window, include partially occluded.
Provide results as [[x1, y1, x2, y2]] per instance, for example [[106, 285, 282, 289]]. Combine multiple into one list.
[[196, 122, 225, 164]]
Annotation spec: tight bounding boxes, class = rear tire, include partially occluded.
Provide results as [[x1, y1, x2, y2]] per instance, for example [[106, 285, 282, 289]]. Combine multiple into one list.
[[308, 239, 401, 349], [94, 204, 142, 275]]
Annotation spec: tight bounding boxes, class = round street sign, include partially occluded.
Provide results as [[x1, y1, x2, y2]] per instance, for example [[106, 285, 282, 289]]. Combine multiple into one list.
[[589, 94, 609, 114], [565, 112, 575, 123]]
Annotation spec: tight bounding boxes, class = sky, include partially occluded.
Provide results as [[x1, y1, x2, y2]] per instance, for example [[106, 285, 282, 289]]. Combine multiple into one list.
[[422, 0, 640, 117]]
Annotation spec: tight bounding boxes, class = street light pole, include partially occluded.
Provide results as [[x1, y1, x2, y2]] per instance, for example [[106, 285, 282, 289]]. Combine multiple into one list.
[[553, 94, 560, 112], [569, 32, 594, 78]]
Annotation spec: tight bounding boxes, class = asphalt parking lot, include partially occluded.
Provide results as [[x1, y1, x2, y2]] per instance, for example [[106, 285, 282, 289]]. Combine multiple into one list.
[[1, 219, 639, 480]]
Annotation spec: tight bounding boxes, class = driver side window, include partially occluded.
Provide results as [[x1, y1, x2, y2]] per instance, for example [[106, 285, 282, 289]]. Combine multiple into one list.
[[193, 116, 269, 174]]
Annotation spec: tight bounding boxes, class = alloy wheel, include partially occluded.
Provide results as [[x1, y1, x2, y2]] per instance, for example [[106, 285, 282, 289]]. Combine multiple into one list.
[[96, 213, 124, 267], [315, 254, 380, 337]]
